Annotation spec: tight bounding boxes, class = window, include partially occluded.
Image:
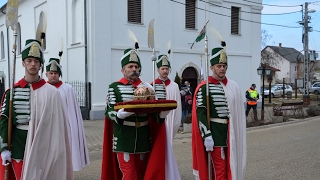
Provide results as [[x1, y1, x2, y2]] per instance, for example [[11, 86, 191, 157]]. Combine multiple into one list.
[[185, 0, 196, 29], [1, 32, 4, 59], [231, 6, 240, 34], [72, 0, 83, 43], [128, 0, 141, 24], [295, 66, 297, 71]]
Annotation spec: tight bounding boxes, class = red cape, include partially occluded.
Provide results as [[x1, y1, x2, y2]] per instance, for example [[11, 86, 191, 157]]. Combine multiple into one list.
[[101, 117, 122, 180], [192, 80, 231, 180], [101, 116, 166, 180], [192, 81, 211, 180]]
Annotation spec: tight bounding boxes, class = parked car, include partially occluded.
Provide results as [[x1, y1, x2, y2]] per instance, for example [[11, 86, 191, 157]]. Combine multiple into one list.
[[263, 84, 293, 98], [309, 82, 320, 95], [260, 87, 268, 93]]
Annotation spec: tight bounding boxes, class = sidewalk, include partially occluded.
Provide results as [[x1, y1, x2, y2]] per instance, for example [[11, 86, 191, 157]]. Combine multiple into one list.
[[83, 115, 320, 152], [82, 120, 192, 152], [83, 120, 104, 152]]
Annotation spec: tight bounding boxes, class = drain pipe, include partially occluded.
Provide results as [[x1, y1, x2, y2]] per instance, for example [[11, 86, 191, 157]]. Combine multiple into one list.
[[84, 0, 88, 85], [84, 0, 91, 118]]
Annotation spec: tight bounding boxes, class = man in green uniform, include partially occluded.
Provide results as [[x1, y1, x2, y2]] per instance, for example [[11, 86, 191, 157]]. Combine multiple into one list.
[[102, 47, 169, 180], [192, 45, 246, 180], [0, 39, 73, 180], [0, 39, 46, 180]]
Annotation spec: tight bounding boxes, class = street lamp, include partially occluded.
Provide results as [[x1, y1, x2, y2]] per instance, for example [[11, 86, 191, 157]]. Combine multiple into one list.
[[257, 65, 271, 121]]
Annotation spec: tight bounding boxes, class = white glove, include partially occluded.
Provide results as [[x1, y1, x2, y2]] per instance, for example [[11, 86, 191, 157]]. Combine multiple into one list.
[[204, 136, 214, 152], [160, 111, 170, 118], [1, 150, 11, 166], [117, 108, 135, 119]]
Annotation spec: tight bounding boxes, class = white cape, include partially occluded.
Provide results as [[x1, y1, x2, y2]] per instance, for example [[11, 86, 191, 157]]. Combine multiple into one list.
[[58, 82, 90, 171], [193, 79, 247, 180], [165, 81, 182, 143], [164, 81, 182, 180], [22, 83, 73, 180], [223, 79, 247, 179]]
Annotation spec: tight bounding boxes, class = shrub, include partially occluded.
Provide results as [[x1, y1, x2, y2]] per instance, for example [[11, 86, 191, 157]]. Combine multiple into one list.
[[183, 113, 192, 124], [306, 105, 320, 117], [174, 72, 182, 90]]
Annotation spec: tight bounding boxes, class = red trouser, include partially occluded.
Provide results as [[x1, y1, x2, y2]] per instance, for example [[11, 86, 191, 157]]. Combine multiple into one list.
[[0, 157, 23, 180], [211, 147, 232, 180], [117, 152, 149, 180]]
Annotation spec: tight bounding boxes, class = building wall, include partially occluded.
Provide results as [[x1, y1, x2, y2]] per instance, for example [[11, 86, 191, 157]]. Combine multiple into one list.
[[0, 0, 263, 119], [0, 0, 86, 86], [264, 47, 291, 84], [290, 62, 298, 83]]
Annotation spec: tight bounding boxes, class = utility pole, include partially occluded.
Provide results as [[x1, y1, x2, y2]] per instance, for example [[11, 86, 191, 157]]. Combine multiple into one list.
[[303, 2, 310, 104]]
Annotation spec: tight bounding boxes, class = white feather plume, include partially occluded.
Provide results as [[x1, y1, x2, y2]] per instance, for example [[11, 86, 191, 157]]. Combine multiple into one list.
[[42, 12, 47, 33], [60, 37, 64, 52], [128, 29, 138, 43], [167, 41, 171, 58], [209, 27, 224, 42]]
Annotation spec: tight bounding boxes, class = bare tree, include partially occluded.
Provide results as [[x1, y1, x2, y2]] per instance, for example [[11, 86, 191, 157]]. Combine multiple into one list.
[[261, 47, 282, 68], [296, 60, 318, 83], [261, 29, 281, 67], [261, 29, 273, 49]]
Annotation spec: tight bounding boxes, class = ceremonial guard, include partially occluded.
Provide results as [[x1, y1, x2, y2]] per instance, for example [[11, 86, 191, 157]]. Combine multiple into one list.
[[192, 43, 246, 180], [46, 57, 90, 171], [0, 39, 73, 180], [101, 37, 170, 180], [152, 51, 182, 179], [154, 51, 182, 142]]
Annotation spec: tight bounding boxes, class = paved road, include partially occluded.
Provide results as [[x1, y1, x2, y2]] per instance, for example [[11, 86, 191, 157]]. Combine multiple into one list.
[[75, 117, 320, 179]]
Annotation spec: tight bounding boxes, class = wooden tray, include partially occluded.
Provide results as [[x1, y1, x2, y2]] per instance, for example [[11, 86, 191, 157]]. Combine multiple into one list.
[[114, 100, 177, 114]]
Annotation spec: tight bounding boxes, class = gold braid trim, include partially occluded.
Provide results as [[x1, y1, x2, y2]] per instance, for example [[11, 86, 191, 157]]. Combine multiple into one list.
[[114, 102, 177, 111]]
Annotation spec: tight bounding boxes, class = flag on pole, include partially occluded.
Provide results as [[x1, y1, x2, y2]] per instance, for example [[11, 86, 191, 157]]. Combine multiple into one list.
[[190, 20, 209, 49]]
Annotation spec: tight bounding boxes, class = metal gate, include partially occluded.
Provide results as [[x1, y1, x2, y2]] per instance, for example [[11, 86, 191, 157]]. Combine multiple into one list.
[[67, 81, 91, 120], [0, 82, 4, 101]]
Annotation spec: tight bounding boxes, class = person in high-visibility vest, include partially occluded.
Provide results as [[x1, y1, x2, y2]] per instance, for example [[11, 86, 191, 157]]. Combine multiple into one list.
[[245, 84, 259, 121]]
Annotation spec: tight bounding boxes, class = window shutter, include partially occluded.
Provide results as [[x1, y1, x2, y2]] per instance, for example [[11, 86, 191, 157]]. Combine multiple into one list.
[[231, 7, 240, 34], [185, 0, 196, 29], [128, 0, 141, 23]]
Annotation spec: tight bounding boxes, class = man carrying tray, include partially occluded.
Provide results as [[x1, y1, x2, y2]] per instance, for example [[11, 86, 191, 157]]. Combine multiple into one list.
[[101, 42, 171, 180]]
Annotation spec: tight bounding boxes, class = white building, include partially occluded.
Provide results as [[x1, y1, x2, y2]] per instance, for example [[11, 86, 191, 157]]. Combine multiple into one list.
[[0, 0, 262, 120]]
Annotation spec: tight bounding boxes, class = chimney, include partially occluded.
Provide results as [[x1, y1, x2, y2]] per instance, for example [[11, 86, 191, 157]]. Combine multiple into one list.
[[279, 43, 282, 47]]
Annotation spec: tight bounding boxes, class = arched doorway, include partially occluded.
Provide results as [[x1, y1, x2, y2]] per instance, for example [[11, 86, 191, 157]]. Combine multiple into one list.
[[182, 67, 198, 95]]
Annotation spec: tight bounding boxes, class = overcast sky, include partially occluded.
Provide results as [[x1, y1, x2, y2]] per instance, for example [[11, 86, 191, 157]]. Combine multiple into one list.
[[262, 0, 320, 52]]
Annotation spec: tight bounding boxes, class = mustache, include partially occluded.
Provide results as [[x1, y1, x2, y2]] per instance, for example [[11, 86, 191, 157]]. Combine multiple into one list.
[[129, 71, 140, 76]]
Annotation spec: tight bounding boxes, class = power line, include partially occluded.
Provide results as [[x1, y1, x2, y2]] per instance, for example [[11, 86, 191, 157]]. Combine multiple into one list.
[[262, 11, 301, 16], [170, 0, 301, 29], [199, 0, 301, 15], [243, 0, 302, 7]]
